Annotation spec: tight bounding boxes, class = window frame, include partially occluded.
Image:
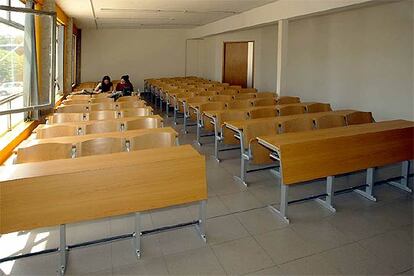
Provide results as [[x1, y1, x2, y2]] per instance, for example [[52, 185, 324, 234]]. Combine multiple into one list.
[[0, 4, 56, 116]]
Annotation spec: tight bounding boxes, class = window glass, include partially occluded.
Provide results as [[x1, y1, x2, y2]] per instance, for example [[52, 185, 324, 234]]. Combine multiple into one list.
[[0, 0, 9, 20], [10, 0, 25, 25], [0, 1, 25, 135], [0, 1, 55, 135]]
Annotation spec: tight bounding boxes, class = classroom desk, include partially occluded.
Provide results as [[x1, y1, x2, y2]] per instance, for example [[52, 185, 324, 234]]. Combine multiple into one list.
[[203, 102, 319, 130], [256, 120, 414, 223], [172, 94, 196, 124], [35, 115, 163, 130], [222, 110, 356, 185], [15, 127, 178, 153], [203, 107, 263, 131], [0, 145, 207, 274]]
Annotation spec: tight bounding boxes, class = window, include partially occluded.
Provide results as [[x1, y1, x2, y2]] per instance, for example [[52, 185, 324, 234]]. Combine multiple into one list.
[[0, 1, 56, 136], [0, 0, 26, 134]]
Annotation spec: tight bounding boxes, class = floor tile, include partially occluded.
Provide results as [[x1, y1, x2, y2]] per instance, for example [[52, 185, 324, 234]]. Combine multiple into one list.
[[320, 242, 395, 275], [150, 206, 194, 229], [397, 268, 413, 275], [165, 246, 225, 275], [65, 243, 112, 275], [111, 237, 163, 269], [327, 208, 391, 241], [157, 227, 207, 256], [255, 228, 317, 265], [208, 175, 247, 196], [0, 253, 57, 276], [369, 200, 413, 229], [248, 183, 280, 205], [112, 256, 168, 275], [67, 219, 110, 245], [219, 191, 263, 213], [279, 254, 340, 275], [290, 219, 352, 252], [212, 236, 274, 275], [236, 207, 288, 235], [109, 213, 152, 236], [285, 200, 335, 223], [187, 196, 231, 219], [358, 228, 413, 273], [245, 265, 284, 275], [205, 214, 250, 245]]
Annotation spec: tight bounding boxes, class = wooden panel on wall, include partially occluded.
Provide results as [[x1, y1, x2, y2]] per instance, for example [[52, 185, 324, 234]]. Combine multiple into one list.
[[223, 42, 248, 87]]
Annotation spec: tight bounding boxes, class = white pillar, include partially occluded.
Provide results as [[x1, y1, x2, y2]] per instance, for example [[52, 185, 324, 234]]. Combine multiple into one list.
[[276, 19, 288, 96], [39, 0, 55, 105], [64, 17, 73, 96]]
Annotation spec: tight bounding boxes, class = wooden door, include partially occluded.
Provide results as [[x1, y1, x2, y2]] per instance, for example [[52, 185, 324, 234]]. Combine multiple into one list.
[[223, 42, 249, 87]]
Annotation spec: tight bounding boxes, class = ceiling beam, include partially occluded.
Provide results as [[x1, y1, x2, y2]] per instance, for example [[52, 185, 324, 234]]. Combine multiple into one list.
[[89, 0, 98, 29], [187, 0, 376, 38]]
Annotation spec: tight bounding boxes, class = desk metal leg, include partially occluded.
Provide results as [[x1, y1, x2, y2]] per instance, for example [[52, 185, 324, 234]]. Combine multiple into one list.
[[388, 161, 412, 193], [354, 168, 377, 201], [233, 130, 248, 186], [165, 102, 169, 117], [213, 117, 221, 162], [159, 96, 163, 112], [196, 110, 202, 146], [173, 102, 178, 125], [196, 200, 207, 242], [58, 224, 67, 275], [183, 103, 188, 134], [315, 176, 337, 212], [268, 182, 290, 224], [133, 212, 141, 259]]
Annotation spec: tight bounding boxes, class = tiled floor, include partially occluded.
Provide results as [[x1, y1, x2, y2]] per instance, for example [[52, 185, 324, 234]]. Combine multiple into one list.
[[0, 105, 413, 275]]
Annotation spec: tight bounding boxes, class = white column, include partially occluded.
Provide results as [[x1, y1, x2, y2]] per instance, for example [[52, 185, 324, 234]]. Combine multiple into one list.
[[39, 0, 55, 105], [276, 19, 288, 96], [64, 17, 73, 96]]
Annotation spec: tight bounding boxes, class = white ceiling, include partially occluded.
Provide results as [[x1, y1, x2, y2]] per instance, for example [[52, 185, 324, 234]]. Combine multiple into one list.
[[56, 0, 278, 29]]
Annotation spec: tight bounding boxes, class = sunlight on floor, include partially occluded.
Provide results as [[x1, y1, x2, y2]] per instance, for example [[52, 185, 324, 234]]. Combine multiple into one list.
[[0, 231, 50, 275]]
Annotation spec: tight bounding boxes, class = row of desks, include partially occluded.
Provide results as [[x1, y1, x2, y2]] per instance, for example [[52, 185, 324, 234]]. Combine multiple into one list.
[[255, 120, 414, 223], [218, 110, 356, 183], [35, 115, 164, 130], [0, 98, 208, 274], [16, 127, 178, 152]]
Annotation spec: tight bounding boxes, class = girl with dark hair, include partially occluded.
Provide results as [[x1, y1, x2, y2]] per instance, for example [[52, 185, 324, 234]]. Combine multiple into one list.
[[95, 76, 113, 93], [115, 75, 134, 94], [110, 75, 134, 100]]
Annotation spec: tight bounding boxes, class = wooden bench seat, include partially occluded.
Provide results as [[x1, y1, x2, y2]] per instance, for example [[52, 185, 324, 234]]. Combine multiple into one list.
[[1, 145, 207, 273], [256, 120, 414, 223]]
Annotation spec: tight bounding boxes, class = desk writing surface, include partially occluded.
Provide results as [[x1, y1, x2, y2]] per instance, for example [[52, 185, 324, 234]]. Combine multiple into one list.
[[203, 107, 264, 120], [224, 110, 356, 131], [188, 102, 211, 109], [203, 108, 252, 118], [35, 115, 163, 130], [203, 103, 322, 121], [0, 145, 207, 234], [257, 120, 414, 185], [16, 127, 177, 150]]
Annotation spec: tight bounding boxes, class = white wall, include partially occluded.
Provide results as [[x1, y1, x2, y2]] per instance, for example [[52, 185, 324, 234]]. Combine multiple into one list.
[[188, 0, 374, 38], [286, 0, 413, 121], [188, 24, 278, 92], [81, 29, 187, 90]]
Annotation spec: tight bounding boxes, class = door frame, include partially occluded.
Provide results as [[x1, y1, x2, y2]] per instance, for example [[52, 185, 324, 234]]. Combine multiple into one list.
[[222, 40, 255, 88]]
